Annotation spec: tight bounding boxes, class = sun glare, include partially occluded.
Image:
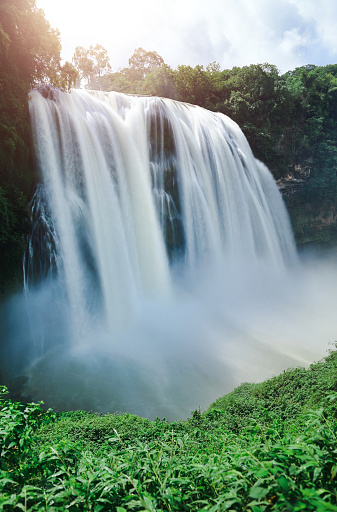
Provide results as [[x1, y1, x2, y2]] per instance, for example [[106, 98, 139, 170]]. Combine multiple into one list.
[[36, 0, 168, 70]]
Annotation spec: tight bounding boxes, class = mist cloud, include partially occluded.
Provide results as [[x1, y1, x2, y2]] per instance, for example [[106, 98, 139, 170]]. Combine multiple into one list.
[[2, 251, 337, 420]]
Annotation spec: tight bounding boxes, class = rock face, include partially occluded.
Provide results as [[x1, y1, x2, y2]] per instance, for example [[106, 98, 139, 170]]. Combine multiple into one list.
[[285, 197, 337, 249], [276, 164, 311, 195], [275, 162, 337, 250], [277, 178, 307, 195]]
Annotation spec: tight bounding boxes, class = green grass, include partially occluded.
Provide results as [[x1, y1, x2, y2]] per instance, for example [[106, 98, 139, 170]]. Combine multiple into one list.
[[1, 348, 337, 511]]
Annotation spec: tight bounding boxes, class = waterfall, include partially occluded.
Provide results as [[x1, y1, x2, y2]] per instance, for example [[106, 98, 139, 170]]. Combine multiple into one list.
[[9, 88, 308, 418], [27, 88, 296, 293]]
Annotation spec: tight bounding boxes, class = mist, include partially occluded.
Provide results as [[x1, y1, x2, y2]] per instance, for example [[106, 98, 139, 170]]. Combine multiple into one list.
[[1, 249, 336, 421]]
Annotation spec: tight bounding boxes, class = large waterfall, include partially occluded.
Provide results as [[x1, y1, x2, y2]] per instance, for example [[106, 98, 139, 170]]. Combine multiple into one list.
[[3, 89, 336, 420]]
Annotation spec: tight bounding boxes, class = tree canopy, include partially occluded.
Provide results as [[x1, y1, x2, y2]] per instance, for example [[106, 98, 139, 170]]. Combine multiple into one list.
[[72, 44, 111, 88], [128, 47, 164, 77]]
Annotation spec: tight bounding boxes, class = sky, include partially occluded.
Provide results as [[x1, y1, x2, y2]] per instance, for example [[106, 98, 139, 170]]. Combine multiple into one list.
[[36, 0, 337, 74]]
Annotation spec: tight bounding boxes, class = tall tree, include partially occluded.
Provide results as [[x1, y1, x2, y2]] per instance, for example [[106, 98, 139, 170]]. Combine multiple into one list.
[[117, 47, 165, 88], [0, 0, 66, 294], [128, 47, 164, 80], [72, 44, 111, 88], [173, 64, 221, 107]]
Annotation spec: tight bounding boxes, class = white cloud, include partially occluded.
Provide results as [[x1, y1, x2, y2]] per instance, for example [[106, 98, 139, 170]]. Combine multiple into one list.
[[290, 0, 337, 52], [37, 0, 337, 74], [279, 27, 309, 55]]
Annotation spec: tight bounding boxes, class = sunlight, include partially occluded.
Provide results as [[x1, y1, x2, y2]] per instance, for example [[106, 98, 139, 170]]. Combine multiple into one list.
[[36, 0, 170, 69]]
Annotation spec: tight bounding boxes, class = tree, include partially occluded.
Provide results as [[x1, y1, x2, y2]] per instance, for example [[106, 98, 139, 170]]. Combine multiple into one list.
[[173, 64, 220, 107], [99, 71, 134, 93], [91, 44, 111, 77], [128, 47, 164, 80], [211, 64, 292, 176], [1, 0, 62, 86], [57, 61, 78, 91], [282, 65, 337, 202], [0, 0, 65, 185], [72, 44, 111, 88], [72, 46, 94, 85], [141, 65, 177, 98], [0, 0, 65, 294]]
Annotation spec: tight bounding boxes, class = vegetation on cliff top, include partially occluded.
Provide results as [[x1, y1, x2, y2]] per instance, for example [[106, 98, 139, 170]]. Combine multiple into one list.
[[1, 347, 337, 510]]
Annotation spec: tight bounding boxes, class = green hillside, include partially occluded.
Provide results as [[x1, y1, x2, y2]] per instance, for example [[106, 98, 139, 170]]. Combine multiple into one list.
[[1, 348, 337, 511]]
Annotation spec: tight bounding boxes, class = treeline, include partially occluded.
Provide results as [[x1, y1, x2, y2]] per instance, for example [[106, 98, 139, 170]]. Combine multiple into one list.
[[1, 0, 337, 294]]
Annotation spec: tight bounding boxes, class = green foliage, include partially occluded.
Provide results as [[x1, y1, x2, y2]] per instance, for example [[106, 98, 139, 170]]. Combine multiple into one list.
[[0, 386, 55, 469], [142, 65, 178, 98], [2, 352, 337, 510], [0, 185, 29, 294], [280, 64, 337, 203], [0, 0, 68, 296], [128, 47, 164, 79], [210, 348, 337, 431], [73, 44, 110, 88], [172, 64, 221, 107]]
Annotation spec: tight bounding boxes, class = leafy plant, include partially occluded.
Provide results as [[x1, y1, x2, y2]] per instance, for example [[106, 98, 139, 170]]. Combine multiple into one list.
[[2, 352, 337, 510]]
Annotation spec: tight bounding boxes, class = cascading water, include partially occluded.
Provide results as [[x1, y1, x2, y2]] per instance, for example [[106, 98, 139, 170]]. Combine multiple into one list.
[[3, 88, 336, 420], [27, 88, 296, 285]]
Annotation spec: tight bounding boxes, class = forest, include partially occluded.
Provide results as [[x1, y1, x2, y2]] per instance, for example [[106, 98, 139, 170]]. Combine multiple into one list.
[[1, 0, 337, 295]]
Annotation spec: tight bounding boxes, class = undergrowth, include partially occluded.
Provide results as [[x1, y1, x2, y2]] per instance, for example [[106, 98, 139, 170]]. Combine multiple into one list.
[[1, 348, 337, 511]]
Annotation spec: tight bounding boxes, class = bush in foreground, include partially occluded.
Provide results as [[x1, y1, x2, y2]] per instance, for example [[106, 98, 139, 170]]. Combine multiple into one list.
[[1, 349, 337, 511]]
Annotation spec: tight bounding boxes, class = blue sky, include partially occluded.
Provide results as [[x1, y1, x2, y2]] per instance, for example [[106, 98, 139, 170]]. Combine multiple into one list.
[[36, 0, 337, 74]]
